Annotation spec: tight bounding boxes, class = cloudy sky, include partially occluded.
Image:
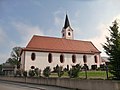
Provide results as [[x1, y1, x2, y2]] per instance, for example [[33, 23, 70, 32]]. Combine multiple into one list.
[[0, 0, 120, 64]]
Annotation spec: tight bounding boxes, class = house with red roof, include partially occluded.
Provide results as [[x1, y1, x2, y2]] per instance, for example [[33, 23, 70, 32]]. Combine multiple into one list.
[[20, 14, 101, 72]]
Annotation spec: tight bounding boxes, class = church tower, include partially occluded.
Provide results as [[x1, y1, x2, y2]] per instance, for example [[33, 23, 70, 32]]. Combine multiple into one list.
[[62, 14, 74, 40]]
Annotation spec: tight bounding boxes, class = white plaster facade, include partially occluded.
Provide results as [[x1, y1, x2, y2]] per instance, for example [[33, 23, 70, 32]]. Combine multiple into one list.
[[62, 27, 74, 40], [21, 51, 101, 71]]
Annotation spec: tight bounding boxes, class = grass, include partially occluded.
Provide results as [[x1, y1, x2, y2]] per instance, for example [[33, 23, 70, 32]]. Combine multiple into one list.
[[50, 71, 113, 79], [79, 71, 112, 79]]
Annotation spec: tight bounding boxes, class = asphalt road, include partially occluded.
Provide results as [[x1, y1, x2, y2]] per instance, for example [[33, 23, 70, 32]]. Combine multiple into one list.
[[0, 80, 71, 90]]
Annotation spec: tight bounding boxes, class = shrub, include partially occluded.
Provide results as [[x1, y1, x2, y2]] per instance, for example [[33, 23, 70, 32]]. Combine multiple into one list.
[[38, 69, 41, 77], [23, 71, 27, 77], [82, 64, 89, 71], [53, 64, 59, 73], [29, 70, 35, 77], [100, 64, 106, 71], [43, 66, 51, 77], [63, 68, 68, 72], [68, 64, 81, 78], [91, 65, 97, 70], [0, 71, 4, 76], [57, 66, 64, 77], [34, 68, 39, 76], [58, 71, 64, 77], [15, 69, 22, 77]]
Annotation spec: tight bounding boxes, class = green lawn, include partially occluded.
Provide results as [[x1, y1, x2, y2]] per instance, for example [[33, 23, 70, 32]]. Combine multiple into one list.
[[50, 71, 113, 79], [79, 71, 112, 79]]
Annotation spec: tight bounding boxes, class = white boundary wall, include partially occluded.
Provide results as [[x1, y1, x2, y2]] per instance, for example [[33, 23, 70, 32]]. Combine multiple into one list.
[[0, 76, 120, 90]]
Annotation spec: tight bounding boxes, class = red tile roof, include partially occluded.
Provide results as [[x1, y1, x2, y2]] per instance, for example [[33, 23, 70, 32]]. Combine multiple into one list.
[[23, 35, 100, 54]]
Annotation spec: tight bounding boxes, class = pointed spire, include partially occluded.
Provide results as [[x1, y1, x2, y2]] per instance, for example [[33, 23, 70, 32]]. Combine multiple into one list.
[[63, 14, 70, 29], [62, 13, 74, 39]]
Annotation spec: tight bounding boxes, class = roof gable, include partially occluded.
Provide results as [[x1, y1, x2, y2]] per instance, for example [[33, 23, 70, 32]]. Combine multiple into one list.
[[24, 35, 100, 54]]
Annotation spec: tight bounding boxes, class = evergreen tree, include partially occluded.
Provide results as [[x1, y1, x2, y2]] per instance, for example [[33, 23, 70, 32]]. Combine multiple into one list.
[[29, 70, 35, 77], [68, 64, 81, 78], [57, 66, 64, 77], [43, 66, 51, 77], [103, 20, 120, 79]]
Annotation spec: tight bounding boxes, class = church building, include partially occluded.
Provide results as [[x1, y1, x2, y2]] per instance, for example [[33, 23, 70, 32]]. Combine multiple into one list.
[[20, 14, 101, 72]]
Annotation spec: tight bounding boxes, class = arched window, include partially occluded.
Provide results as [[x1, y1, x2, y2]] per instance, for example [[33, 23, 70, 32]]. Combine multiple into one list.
[[72, 54, 76, 63], [48, 53, 52, 63], [31, 66, 35, 69], [68, 32, 71, 36], [94, 55, 98, 63], [83, 55, 87, 63], [60, 54, 64, 63], [31, 53, 36, 61]]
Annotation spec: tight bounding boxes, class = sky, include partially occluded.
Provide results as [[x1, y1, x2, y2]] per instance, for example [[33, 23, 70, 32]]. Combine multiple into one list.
[[0, 0, 120, 64]]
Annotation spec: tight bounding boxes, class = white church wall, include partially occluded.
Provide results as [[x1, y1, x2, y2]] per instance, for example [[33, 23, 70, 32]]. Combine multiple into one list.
[[87, 54, 101, 69], [21, 51, 101, 72], [76, 54, 84, 66], [87, 55, 95, 69], [24, 51, 49, 71], [21, 51, 25, 70]]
